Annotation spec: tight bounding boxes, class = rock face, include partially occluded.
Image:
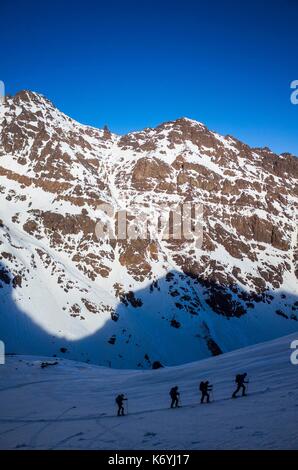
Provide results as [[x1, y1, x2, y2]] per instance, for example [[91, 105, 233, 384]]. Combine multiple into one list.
[[0, 90, 297, 368]]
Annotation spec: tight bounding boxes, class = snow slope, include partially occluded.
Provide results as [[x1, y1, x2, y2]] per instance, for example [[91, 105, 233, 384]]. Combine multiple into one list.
[[0, 333, 297, 450]]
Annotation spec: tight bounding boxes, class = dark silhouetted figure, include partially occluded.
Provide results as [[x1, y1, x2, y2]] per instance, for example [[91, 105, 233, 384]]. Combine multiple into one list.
[[199, 381, 213, 403], [115, 393, 127, 416], [169, 386, 180, 408], [232, 373, 248, 398]]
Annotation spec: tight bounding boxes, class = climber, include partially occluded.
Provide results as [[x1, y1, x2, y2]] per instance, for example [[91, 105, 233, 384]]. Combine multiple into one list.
[[169, 386, 180, 408], [232, 373, 249, 398], [199, 380, 213, 403], [115, 393, 127, 416]]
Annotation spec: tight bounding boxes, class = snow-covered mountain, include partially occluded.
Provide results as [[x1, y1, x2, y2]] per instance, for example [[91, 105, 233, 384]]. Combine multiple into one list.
[[0, 90, 297, 368], [0, 333, 297, 449]]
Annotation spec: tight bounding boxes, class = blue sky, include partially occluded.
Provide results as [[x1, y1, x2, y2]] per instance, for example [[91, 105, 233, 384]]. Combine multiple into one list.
[[1, 0, 298, 155]]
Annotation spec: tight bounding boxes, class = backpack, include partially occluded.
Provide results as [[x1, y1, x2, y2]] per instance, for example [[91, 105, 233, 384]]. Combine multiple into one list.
[[199, 381, 205, 392], [235, 374, 242, 384], [115, 395, 122, 405]]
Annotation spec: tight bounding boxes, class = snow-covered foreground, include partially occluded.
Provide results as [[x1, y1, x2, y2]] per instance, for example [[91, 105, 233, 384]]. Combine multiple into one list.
[[0, 333, 297, 450]]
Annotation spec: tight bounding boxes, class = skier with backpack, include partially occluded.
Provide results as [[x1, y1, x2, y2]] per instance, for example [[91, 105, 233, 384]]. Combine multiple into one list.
[[169, 386, 180, 408], [199, 380, 213, 403], [115, 393, 127, 416], [232, 373, 249, 398]]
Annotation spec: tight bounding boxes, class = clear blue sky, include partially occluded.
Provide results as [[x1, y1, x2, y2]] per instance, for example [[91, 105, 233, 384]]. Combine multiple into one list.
[[1, 0, 298, 155]]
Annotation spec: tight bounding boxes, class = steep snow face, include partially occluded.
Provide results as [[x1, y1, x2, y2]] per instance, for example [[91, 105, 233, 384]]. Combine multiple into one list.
[[0, 333, 297, 449], [0, 91, 297, 368]]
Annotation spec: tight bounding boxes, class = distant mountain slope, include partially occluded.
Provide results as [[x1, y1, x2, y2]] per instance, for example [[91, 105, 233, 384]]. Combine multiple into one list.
[[0, 90, 297, 368]]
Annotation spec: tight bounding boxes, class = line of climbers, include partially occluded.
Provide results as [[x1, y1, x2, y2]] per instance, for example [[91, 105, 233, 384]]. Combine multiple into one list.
[[115, 373, 248, 416]]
